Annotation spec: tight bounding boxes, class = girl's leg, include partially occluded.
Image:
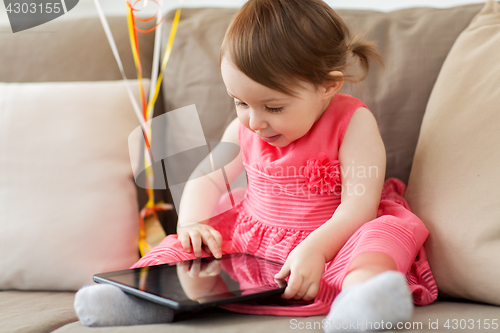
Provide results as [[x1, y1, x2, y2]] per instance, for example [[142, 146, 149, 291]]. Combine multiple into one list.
[[74, 234, 231, 327], [325, 251, 413, 333], [341, 251, 398, 290], [325, 268, 413, 333], [74, 283, 175, 327], [324, 206, 424, 333]]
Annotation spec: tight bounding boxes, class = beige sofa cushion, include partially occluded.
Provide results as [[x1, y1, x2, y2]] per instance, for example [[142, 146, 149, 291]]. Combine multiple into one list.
[[406, 0, 500, 305], [160, 4, 482, 184], [0, 291, 77, 333], [0, 81, 147, 291]]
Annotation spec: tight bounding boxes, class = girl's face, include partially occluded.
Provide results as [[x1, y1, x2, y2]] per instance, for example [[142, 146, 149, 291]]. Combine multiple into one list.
[[221, 57, 340, 148]]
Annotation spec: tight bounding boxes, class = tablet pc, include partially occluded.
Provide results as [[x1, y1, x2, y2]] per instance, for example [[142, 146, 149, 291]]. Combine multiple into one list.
[[93, 253, 287, 312]]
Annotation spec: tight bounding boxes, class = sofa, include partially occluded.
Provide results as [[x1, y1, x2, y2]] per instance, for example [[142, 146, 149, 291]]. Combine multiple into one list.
[[1, 2, 500, 332]]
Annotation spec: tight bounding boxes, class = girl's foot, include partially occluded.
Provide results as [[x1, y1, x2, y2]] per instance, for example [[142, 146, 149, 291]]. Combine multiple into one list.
[[324, 271, 413, 332], [74, 284, 174, 327]]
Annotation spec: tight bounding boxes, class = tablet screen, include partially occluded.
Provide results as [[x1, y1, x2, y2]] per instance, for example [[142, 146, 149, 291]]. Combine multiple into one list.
[[94, 253, 286, 311]]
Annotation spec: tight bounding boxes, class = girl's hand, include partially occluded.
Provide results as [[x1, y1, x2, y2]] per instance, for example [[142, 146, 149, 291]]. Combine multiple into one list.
[[274, 243, 326, 300], [177, 223, 222, 259]]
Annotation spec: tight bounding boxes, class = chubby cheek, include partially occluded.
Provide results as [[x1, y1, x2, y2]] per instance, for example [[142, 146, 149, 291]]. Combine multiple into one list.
[[281, 121, 309, 142], [273, 119, 296, 138]]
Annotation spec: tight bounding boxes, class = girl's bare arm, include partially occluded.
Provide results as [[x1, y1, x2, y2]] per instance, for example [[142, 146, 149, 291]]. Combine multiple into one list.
[[307, 106, 386, 261], [276, 107, 386, 300]]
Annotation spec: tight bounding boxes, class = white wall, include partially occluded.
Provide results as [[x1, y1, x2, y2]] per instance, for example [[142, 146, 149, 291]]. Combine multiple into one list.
[[83, 0, 486, 15], [0, 0, 487, 24], [62, 0, 488, 18], [69, 0, 487, 16]]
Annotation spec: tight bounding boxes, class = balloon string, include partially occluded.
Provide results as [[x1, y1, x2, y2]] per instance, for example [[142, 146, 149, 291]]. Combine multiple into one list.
[[125, 0, 183, 257]]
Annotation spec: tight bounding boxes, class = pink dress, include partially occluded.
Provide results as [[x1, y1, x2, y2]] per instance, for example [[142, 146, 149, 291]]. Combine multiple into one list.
[[132, 94, 438, 316]]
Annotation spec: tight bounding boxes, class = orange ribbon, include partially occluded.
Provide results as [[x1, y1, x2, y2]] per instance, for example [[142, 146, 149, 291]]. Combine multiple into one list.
[[125, 0, 183, 257]]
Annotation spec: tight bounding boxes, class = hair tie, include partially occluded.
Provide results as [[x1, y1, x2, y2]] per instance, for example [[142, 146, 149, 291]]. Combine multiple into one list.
[[346, 41, 354, 53]]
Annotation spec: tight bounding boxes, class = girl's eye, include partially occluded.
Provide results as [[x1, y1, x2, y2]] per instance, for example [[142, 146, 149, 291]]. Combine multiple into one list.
[[265, 107, 283, 114], [234, 100, 283, 113], [234, 100, 247, 107]]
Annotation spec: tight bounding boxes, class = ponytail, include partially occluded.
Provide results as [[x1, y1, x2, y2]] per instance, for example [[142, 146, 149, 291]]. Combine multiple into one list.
[[348, 34, 386, 82]]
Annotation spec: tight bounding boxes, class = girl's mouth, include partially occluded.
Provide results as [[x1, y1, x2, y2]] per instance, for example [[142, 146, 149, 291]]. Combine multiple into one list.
[[260, 134, 281, 143]]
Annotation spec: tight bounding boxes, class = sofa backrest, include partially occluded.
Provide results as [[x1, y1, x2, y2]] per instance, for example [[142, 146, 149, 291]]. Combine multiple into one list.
[[0, 16, 155, 82]]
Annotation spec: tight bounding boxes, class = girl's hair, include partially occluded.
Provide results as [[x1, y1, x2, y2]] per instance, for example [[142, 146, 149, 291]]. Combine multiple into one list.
[[220, 0, 384, 97]]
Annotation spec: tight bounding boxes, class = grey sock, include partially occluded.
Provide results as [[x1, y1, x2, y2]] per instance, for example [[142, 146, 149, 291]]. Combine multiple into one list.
[[324, 271, 413, 333], [74, 284, 174, 327]]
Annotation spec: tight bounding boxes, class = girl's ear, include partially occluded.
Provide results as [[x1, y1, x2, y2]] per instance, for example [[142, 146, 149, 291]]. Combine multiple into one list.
[[323, 71, 344, 98]]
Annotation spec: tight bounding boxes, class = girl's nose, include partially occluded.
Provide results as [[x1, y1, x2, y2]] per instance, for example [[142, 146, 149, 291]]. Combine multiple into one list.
[[248, 110, 268, 132]]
